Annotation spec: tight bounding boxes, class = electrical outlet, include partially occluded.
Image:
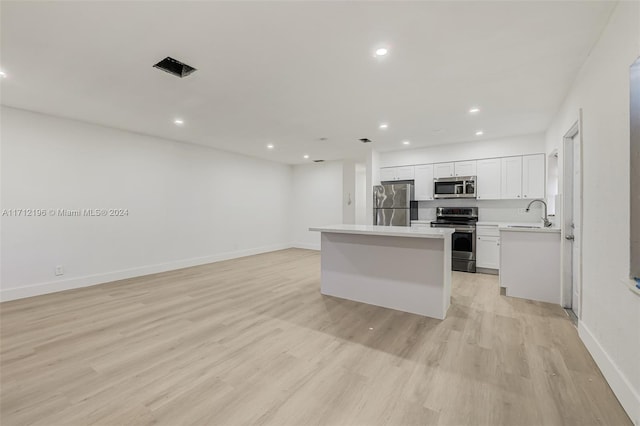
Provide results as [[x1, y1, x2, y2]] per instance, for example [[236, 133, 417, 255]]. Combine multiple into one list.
[[55, 265, 64, 276]]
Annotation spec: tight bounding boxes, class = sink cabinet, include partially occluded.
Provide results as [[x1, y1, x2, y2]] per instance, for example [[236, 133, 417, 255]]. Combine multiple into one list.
[[500, 229, 561, 304]]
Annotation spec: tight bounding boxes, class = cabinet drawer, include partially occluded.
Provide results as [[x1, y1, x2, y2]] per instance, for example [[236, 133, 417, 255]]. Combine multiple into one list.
[[476, 225, 499, 237]]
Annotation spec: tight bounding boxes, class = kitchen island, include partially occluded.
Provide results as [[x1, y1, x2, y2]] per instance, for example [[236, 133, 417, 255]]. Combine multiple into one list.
[[309, 224, 454, 319]]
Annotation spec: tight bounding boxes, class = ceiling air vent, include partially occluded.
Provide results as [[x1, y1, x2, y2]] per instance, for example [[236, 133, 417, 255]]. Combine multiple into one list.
[[153, 57, 197, 78], [359, 138, 372, 143], [313, 160, 325, 163]]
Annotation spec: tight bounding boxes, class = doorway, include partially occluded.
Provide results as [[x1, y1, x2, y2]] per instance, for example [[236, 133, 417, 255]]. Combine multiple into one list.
[[562, 118, 583, 319]]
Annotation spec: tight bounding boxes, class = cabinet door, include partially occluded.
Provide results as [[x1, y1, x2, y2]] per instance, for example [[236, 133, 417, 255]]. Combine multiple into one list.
[[454, 160, 477, 177], [395, 166, 415, 180], [476, 235, 500, 269], [476, 158, 501, 200], [522, 154, 545, 199], [501, 156, 523, 199], [380, 168, 396, 182], [414, 164, 434, 201], [434, 163, 454, 178]]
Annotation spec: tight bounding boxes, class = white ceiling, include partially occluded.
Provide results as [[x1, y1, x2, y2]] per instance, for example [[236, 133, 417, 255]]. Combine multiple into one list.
[[0, 1, 615, 164]]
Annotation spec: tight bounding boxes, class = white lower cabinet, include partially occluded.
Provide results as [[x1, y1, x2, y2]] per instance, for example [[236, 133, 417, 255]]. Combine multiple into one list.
[[500, 230, 561, 304], [476, 236, 500, 269], [476, 225, 500, 270]]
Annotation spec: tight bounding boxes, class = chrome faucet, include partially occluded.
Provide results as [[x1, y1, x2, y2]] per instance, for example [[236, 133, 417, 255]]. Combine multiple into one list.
[[526, 199, 552, 227]]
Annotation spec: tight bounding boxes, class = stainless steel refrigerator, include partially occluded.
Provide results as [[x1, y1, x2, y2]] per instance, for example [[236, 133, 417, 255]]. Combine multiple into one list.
[[373, 183, 415, 226]]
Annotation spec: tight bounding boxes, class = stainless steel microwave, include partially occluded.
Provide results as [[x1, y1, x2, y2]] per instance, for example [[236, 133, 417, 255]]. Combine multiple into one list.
[[433, 176, 476, 199]]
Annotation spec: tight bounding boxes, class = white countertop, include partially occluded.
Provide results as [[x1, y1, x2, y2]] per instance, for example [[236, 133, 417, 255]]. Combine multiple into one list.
[[475, 221, 560, 233], [310, 224, 454, 239], [499, 225, 561, 233], [477, 221, 542, 226], [413, 220, 560, 233]]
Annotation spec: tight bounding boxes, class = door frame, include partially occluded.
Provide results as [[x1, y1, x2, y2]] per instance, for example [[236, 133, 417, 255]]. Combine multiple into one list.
[[561, 113, 584, 316]]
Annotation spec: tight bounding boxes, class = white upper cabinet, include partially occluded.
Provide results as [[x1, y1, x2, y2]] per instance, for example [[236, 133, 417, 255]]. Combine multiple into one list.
[[433, 163, 454, 178], [380, 166, 414, 182], [380, 167, 396, 182], [395, 166, 415, 181], [454, 160, 477, 177], [476, 158, 501, 200], [433, 161, 475, 178], [501, 156, 523, 199], [522, 154, 545, 199], [380, 153, 545, 200], [414, 164, 434, 201]]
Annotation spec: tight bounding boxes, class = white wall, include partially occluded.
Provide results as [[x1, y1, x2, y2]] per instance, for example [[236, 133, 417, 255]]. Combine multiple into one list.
[[380, 133, 545, 167], [291, 161, 343, 250], [355, 163, 367, 225], [545, 2, 640, 423], [342, 159, 356, 225], [0, 107, 293, 301]]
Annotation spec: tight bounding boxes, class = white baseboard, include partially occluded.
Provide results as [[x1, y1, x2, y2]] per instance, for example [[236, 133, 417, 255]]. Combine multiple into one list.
[[579, 321, 640, 425], [0, 243, 292, 302], [291, 242, 320, 251]]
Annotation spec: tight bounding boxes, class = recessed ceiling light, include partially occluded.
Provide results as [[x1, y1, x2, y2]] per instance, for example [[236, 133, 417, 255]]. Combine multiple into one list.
[[379, 123, 388, 130], [267, 144, 274, 149], [0, 70, 6, 78], [174, 118, 184, 125], [402, 140, 410, 145], [475, 130, 484, 136], [374, 47, 388, 57], [469, 107, 480, 114], [303, 154, 309, 159]]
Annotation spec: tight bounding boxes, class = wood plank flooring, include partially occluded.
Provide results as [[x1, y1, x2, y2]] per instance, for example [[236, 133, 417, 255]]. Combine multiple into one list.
[[0, 248, 632, 425]]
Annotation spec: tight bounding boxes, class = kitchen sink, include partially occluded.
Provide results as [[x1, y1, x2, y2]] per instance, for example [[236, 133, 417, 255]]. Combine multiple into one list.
[[507, 225, 542, 229]]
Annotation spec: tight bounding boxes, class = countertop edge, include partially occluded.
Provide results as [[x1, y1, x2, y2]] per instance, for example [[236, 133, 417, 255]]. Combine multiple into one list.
[[309, 226, 454, 239], [498, 226, 561, 233]]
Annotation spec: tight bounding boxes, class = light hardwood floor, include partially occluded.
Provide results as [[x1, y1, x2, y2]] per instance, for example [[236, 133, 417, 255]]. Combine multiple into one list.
[[0, 249, 631, 426]]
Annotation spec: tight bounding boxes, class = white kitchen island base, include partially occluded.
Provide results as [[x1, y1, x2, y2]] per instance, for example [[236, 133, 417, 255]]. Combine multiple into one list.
[[311, 225, 453, 320]]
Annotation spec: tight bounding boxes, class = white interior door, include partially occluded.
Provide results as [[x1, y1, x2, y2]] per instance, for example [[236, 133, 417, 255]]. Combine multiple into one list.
[[562, 121, 582, 318]]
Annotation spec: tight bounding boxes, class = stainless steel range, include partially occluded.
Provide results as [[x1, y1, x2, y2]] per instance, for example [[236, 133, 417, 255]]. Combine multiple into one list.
[[430, 207, 478, 273]]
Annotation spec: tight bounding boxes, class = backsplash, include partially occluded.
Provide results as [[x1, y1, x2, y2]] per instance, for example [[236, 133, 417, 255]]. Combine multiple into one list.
[[417, 199, 549, 224]]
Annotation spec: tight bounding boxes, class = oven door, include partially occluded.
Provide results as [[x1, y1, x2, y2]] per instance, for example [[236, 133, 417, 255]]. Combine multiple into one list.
[[451, 227, 476, 261], [431, 223, 477, 272]]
